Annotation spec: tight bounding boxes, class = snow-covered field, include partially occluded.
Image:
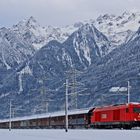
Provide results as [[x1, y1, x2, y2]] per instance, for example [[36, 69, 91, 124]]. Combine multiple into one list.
[[0, 129, 140, 140]]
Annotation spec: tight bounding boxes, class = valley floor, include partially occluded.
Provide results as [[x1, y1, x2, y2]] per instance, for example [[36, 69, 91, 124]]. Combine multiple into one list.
[[0, 129, 140, 140]]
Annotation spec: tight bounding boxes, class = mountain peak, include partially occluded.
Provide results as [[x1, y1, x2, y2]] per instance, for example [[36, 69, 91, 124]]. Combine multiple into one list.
[[25, 16, 40, 28], [122, 11, 132, 17], [96, 14, 116, 22], [79, 23, 96, 32], [121, 10, 140, 18], [27, 16, 37, 24], [13, 16, 39, 29], [79, 23, 107, 40]]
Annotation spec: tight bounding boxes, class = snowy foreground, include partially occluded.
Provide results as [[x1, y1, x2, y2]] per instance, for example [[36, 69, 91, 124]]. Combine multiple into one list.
[[0, 129, 140, 140]]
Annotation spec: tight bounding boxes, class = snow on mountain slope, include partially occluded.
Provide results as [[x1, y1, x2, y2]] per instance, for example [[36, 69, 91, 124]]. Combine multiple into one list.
[[11, 11, 140, 51], [85, 11, 140, 45], [0, 27, 35, 69], [63, 11, 140, 46], [12, 16, 80, 50], [12, 16, 47, 50], [62, 11, 140, 46], [65, 23, 111, 67]]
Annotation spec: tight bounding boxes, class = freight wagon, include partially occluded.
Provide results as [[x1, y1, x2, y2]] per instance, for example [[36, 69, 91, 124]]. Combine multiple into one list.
[[0, 108, 90, 129]]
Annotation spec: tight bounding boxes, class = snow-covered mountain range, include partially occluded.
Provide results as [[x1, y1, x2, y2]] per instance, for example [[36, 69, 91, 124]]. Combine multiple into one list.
[[0, 11, 140, 118], [0, 11, 138, 70], [11, 11, 140, 50], [0, 10, 138, 70], [92, 11, 140, 45]]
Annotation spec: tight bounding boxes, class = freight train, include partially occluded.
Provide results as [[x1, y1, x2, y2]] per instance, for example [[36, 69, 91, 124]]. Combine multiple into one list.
[[0, 103, 140, 129]]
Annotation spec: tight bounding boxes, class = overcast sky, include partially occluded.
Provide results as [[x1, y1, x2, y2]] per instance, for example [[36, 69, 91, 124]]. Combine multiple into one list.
[[0, 0, 140, 27]]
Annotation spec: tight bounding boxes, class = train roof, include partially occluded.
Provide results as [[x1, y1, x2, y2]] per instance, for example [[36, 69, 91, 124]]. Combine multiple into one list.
[[0, 108, 90, 123], [94, 102, 140, 111]]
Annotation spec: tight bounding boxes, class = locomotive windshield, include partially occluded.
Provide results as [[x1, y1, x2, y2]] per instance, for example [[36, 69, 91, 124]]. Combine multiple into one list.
[[133, 108, 140, 113]]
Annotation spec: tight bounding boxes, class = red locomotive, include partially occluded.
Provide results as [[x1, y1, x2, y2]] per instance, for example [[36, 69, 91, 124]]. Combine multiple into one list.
[[90, 103, 140, 129]]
